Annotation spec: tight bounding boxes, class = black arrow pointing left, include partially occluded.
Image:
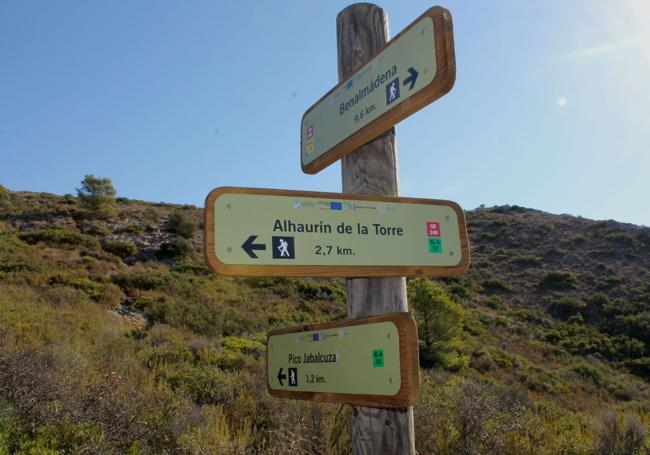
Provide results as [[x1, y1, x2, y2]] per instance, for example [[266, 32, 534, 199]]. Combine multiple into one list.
[[241, 235, 266, 258], [277, 368, 287, 386], [403, 67, 418, 90]]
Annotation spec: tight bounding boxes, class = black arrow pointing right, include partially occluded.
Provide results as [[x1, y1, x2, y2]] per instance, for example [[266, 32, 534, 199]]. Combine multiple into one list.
[[277, 368, 287, 386], [241, 235, 266, 258], [403, 67, 418, 90]]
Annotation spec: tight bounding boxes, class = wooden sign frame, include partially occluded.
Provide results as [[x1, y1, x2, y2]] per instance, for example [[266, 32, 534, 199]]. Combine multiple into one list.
[[301, 6, 455, 174], [267, 312, 420, 407], [204, 186, 470, 278]]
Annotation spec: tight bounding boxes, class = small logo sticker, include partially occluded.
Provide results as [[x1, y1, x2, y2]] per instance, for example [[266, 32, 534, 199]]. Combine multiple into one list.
[[372, 349, 385, 368], [428, 238, 443, 254], [426, 221, 441, 237], [330, 202, 342, 210]]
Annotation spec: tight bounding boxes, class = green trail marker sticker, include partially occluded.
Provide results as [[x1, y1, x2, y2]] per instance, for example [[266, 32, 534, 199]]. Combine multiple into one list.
[[428, 238, 443, 253], [373, 349, 385, 368], [300, 7, 455, 174], [204, 187, 469, 277]]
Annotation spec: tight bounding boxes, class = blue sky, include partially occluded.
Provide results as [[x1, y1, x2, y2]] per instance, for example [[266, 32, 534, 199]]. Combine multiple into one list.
[[1, 0, 649, 226]]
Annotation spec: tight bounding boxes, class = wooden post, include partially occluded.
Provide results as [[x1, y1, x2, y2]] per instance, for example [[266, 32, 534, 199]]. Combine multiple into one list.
[[337, 4, 416, 454]]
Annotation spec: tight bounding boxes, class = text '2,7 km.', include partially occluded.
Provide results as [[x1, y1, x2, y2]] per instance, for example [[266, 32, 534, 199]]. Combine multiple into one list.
[[300, 6, 456, 174], [267, 312, 420, 407], [203, 186, 470, 278]]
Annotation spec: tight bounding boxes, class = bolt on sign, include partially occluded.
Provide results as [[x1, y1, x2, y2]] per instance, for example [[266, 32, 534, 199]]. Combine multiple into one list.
[[301, 6, 455, 174], [267, 312, 419, 407], [204, 187, 470, 277]]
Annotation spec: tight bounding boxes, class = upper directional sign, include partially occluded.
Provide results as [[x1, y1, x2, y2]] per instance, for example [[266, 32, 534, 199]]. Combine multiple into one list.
[[301, 6, 456, 174], [204, 187, 469, 277]]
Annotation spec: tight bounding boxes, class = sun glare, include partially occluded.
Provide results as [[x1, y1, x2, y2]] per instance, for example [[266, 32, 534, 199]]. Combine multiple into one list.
[[626, 0, 650, 62]]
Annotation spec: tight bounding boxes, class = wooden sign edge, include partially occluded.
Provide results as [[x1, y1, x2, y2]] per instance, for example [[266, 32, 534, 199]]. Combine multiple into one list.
[[266, 312, 420, 408], [203, 186, 470, 278], [300, 6, 456, 174]]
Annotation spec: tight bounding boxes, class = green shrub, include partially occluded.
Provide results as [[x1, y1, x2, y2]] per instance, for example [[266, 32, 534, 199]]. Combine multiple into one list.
[[623, 357, 650, 379], [572, 362, 604, 385], [595, 411, 647, 455], [549, 297, 587, 319], [158, 237, 194, 260], [18, 229, 99, 249], [167, 211, 198, 239], [142, 207, 159, 223], [76, 174, 117, 219], [112, 270, 171, 291], [481, 278, 510, 293], [604, 231, 639, 248], [509, 255, 542, 267], [172, 262, 211, 276], [221, 336, 265, 356], [102, 240, 138, 258], [538, 271, 579, 291], [124, 224, 144, 236], [164, 365, 233, 405], [484, 295, 504, 309], [48, 274, 104, 301], [595, 274, 624, 290], [408, 278, 467, 370], [0, 184, 9, 198], [84, 225, 110, 236]]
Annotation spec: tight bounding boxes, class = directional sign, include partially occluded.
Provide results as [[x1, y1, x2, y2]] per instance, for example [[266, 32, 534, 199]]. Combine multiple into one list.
[[267, 313, 419, 407], [204, 187, 470, 277], [301, 6, 455, 174]]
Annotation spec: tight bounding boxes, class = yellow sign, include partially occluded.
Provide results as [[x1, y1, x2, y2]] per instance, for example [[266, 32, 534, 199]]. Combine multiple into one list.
[[267, 313, 419, 407], [204, 187, 470, 277], [301, 7, 455, 174]]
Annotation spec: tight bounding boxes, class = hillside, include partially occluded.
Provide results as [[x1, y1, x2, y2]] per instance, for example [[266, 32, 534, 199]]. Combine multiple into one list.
[[0, 186, 649, 454]]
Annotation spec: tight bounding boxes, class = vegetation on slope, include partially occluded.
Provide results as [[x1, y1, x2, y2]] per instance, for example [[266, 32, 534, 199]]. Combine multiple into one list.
[[0, 181, 649, 454]]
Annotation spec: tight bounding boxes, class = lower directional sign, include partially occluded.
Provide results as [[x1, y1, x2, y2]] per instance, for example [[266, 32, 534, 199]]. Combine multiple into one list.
[[267, 313, 419, 407], [204, 187, 470, 277]]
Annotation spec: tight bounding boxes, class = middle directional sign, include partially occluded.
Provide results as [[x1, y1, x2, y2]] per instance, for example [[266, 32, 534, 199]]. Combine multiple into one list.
[[204, 187, 469, 277], [301, 6, 456, 174]]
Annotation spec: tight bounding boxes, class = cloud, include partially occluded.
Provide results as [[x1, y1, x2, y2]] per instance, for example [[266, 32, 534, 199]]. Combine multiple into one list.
[[557, 35, 639, 59]]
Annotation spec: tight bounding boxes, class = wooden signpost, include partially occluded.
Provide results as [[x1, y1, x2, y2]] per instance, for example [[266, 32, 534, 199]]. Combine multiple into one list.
[[204, 186, 469, 278], [267, 312, 419, 407], [301, 6, 455, 174], [202, 4, 460, 454]]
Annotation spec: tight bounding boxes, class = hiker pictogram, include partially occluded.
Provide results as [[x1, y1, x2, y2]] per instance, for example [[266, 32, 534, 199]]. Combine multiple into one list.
[[272, 236, 295, 259]]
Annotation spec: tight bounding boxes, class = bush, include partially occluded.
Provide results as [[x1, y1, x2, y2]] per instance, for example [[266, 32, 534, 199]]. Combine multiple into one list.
[[18, 229, 99, 249], [124, 224, 144, 236], [549, 297, 587, 319], [538, 271, 579, 291], [408, 278, 467, 370], [595, 411, 647, 455], [102, 240, 138, 259], [158, 237, 194, 260], [167, 211, 198, 239], [76, 174, 117, 219], [509, 255, 541, 267], [112, 270, 171, 292], [84, 225, 110, 236], [481, 278, 510, 293], [0, 184, 9, 199], [572, 362, 604, 385]]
